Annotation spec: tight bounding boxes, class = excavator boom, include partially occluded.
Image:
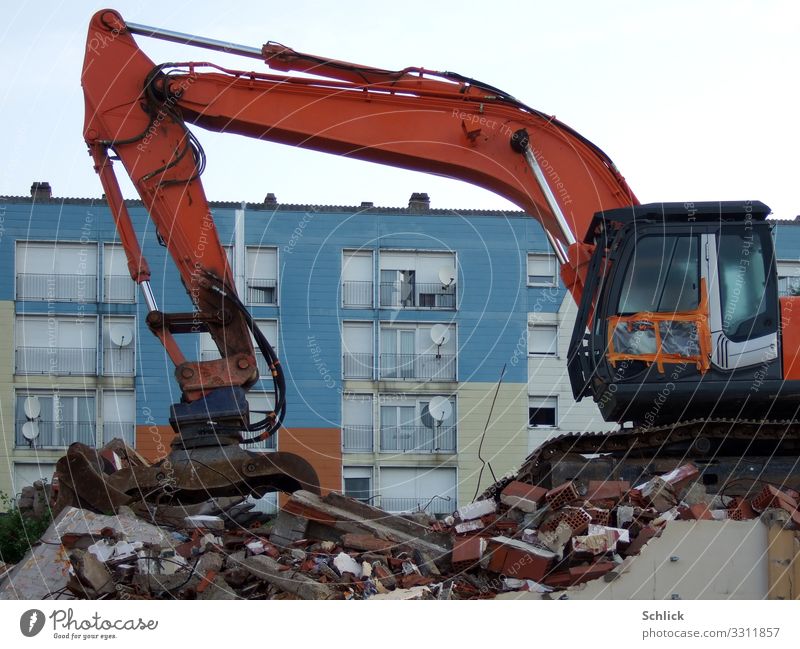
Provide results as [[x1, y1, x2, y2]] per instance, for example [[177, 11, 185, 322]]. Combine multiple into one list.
[[77, 10, 800, 509]]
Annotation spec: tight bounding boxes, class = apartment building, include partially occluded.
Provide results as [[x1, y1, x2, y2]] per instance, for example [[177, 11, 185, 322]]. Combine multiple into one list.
[[1, 183, 798, 515]]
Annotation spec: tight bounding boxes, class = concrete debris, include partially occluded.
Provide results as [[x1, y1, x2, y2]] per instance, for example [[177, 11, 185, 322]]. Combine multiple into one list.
[[455, 499, 497, 521], [6, 451, 800, 600]]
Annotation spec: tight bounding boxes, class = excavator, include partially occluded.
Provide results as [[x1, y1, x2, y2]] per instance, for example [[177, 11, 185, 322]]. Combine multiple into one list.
[[71, 9, 800, 511]]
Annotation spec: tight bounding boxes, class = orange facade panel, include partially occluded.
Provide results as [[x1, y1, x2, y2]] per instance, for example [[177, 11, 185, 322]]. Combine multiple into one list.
[[278, 427, 343, 496], [134, 424, 175, 463], [781, 296, 800, 380]]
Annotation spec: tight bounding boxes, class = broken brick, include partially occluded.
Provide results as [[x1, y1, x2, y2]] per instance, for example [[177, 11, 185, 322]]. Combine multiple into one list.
[[684, 503, 713, 520], [586, 507, 611, 526], [619, 526, 658, 557], [540, 507, 591, 535], [341, 533, 395, 553], [485, 537, 556, 582], [545, 481, 580, 509], [727, 497, 756, 521], [660, 463, 700, 491], [452, 536, 486, 572], [500, 481, 548, 513], [586, 480, 630, 503], [750, 485, 798, 513]]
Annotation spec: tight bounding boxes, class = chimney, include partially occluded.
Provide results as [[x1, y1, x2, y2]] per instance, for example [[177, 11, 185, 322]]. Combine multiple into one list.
[[264, 193, 278, 207], [30, 181, 52, 201], [408, 192, 430, 213]]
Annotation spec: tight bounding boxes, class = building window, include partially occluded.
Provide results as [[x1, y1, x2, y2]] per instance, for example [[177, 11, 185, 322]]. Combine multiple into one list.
[[103, 317, 136, 376], [245, 246, 278, 305], [16, 241, 98, 302], [379, 394, 456, 453], [778, 260, 800, 297], [527, 253, 557, 287], [528, 396, 557, 427], [252, 320, 278, 376], [102, 391, 135, 446], [379, 324, 456, 381], [343, 467, 373, 503], [342, 393, 373, 452], [244, 391, 277, 451], [15, 392, 96, 448], [103, 243, 136, 303], [343, 321, 374, 379], [528, 324, 558, 356], [379, 467, 456, 515], [342, 250, 373, 308], [15, 315, 97, 376], [379, 251, 456, 309]]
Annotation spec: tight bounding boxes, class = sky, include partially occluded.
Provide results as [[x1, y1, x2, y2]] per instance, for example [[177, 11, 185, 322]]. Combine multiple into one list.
[[0, 0, 798, 218]]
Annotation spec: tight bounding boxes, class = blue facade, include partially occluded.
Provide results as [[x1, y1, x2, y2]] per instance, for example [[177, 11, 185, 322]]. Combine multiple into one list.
[[2, 193, 797, 433], [0, 195, 565, 433]]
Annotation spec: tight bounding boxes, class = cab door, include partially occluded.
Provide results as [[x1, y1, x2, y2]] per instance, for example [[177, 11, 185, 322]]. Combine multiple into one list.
[[703, 226, 779, 370]]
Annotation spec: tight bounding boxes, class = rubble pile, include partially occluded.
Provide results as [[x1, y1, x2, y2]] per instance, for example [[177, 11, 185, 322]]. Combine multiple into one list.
[[2, 447, 799, 600]]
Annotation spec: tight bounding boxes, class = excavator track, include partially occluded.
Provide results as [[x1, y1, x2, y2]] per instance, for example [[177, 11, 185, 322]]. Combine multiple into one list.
[[489, 418, 800, 497]]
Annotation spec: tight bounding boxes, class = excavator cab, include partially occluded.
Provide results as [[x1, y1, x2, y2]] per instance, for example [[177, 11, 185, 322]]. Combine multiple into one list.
[[568, 201, 795, 426]]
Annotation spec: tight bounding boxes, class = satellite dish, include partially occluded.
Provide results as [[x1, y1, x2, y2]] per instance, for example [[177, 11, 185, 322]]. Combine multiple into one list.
[[427, 396, 453, 424], [438, 266, 456, 288], [23, 396, 41, 419], [109, 324, 134, 347], [430, 324, 450, 347], [22, 421, 40, 441]]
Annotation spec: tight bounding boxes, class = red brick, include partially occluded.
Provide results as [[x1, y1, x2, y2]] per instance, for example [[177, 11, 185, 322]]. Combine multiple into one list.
[[541, 507, 591, 535], [750, 485, 798, 513], [587, 480, 630, 503], [341, 533, 394, 553], [546, 481, 580, 509], [502, 547, 554, 581], [619, 526, 658, 557], [500, 481, 548, 512], [661, 463, 700, 490], [485, 537, 556, 582], [727, 497, 756, 521], [452, 536, 485, 571], [568, 561, 615, 585], [685, 503, 713, 520], [586, 507, 611, 526]]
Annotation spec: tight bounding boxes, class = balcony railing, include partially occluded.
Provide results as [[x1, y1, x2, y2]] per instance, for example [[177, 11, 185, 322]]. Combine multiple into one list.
[[380, 496, 455, 516], [342, 281, 373, 307], [379, 353, 456, 381], [16, 347, 96, 375], [779, 276, 800, 297], [103, 346, 135, 376], [15, 420, 96, 448], [16, 273, 97, 302], [343, 352, 374, 379], [379, 425, 456, 453], [379, 281, 455, 309], [342, 424, 373, 452], [104, 275, 136, 303], [247, 278, 278, 304], [242, 432, 277, 452], [102, 421, 135, 446]]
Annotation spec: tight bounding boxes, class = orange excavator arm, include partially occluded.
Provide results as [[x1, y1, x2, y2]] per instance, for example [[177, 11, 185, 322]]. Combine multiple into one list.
[[76, 8, 642, 506], [82, 9, 640, 443], [83, 11, 637, 314]]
